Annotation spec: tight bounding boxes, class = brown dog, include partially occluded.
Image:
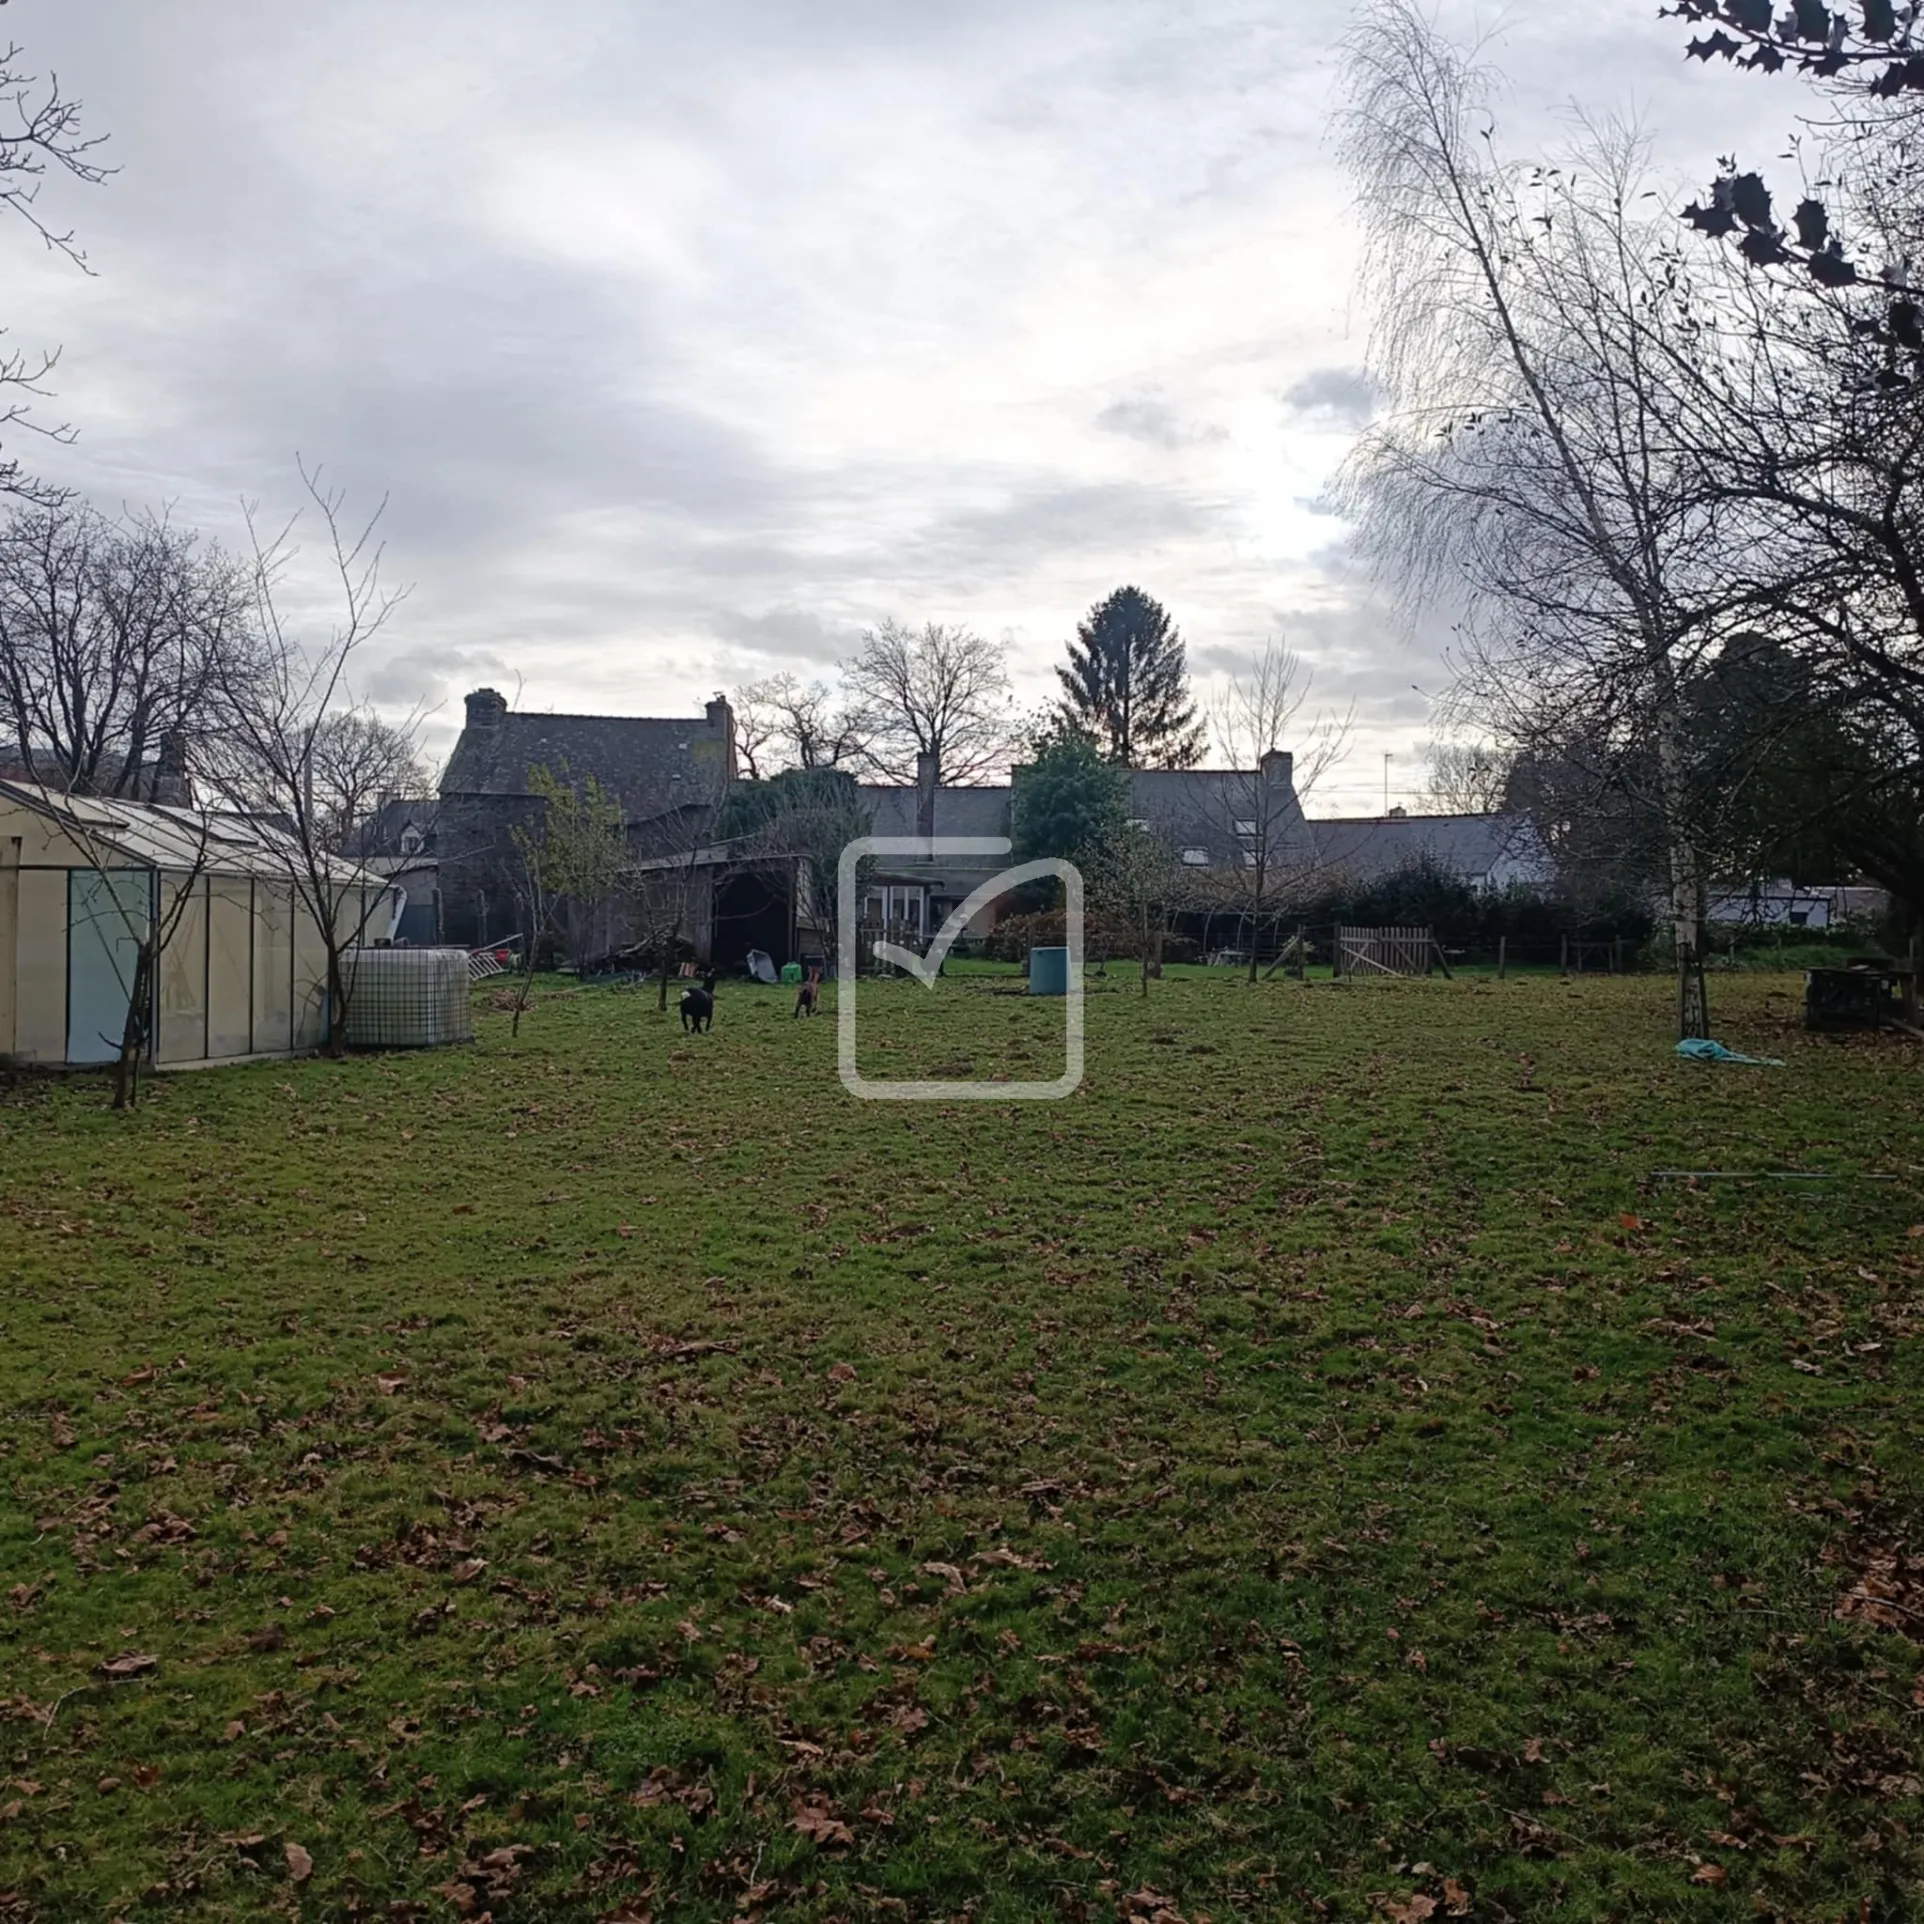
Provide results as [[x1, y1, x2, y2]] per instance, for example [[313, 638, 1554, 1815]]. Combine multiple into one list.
[[793, 969, 821, 1018]]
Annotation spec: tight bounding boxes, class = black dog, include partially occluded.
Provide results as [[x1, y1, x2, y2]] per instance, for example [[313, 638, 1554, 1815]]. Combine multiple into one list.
[[678, 971, 717, 1033]]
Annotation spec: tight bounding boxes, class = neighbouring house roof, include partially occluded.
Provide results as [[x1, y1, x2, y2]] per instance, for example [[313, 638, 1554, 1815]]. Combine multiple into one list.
[[0, 740, 195, 805], [1297, 811, 1551, 887], [343, 797, 440, 860], [0, 779, 376, 884], [442, 707, 733, 823], [857, 784, 1011, 842], [1127, 768, 1307, 870]]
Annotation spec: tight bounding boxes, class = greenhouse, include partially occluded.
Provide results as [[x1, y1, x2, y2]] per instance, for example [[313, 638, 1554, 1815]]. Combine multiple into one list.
[[0, 779, 397, 1069]]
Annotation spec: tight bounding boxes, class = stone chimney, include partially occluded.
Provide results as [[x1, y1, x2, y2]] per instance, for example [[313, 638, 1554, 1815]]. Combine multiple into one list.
[[704, 693, 737, 779], [153, 730, 191, 807], [915, 749, 938, 839], [1259, 748, 1293, 791], [465, 688, 508, 730]]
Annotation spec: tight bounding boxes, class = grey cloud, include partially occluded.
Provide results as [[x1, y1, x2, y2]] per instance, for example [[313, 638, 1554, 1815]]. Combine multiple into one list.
[[913, 480, 1224, 591], [709, 604, 864, 667], [359, 642, 513, 710], [1097, 392, 1227, 450], [1279, 367, 1382, 429], [6, 0, 1792, 753]]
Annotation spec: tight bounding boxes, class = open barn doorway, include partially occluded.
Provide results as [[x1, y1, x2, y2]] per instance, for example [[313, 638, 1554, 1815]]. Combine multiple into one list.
[[712, 869, 792, 975]]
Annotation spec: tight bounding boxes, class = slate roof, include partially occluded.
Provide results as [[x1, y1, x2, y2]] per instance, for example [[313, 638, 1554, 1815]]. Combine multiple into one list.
[[1127, 768, 1306, 870], [857, 784, 1011, 842], [0, 741, 191, 804], [342, 797, 439, 860], [442, 709, 733, 822], [1296, 812, 1551, 887]]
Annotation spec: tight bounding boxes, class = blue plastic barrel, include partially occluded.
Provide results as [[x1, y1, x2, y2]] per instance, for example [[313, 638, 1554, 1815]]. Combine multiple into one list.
[[1028, 946, 1071, 997]]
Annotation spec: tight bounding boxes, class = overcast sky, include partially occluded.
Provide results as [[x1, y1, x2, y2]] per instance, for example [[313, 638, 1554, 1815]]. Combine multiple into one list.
[[12, 1, 1785, 810]]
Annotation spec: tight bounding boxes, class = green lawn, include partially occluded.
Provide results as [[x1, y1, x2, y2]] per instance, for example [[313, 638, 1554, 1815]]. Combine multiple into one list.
[[2, 970, 1920, 1922]]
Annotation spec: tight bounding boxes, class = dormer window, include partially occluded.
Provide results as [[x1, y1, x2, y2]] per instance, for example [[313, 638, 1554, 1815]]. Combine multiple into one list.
[[400, 828, 423, 855], [1181, 847, 1209, 866]]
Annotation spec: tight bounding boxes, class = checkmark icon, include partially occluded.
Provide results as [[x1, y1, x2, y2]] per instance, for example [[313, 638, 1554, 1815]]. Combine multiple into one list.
[[871, 858, 1077, 986], [836, 837, 1085, 1102]]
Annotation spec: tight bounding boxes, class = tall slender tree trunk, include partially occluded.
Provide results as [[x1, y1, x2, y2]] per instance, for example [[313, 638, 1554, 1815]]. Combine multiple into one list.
[[112, 946, 155, 1111], [1650, 651, 1710, 1039], [325, 947, 350, 1058]]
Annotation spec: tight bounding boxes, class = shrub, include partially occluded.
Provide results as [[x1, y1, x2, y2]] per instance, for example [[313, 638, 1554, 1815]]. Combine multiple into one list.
[[985, 909, 1143, 962]]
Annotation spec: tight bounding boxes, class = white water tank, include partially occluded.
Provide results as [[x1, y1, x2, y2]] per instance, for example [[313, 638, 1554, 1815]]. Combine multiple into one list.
[[344, 948, 474, 1048]]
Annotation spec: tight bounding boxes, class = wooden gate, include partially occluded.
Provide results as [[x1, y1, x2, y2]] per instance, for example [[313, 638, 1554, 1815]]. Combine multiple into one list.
[[1337, 925, 1433, 978]]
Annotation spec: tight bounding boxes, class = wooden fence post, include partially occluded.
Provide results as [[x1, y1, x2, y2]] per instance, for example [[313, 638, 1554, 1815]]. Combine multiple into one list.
[[1497, 936, 1507, 979], [1560, 934, 1570, 979]]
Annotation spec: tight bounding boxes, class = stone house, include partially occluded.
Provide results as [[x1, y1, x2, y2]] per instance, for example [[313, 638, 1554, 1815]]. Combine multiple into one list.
[[437, 689, 738, 950]]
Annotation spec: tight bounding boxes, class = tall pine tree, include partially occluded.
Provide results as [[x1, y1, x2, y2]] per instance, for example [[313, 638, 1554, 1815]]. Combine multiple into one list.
[[1057, 586, 1208, 769]]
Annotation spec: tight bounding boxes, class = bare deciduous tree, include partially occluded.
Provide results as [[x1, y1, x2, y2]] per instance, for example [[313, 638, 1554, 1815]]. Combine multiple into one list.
[[308, 708, 429, 852], [732, 671, 869, 777], [841, 619, 1014, 786], [1422, 740, 1514, 815], [48, 785, 221, 1110], [506, 760, 626, 1034], [0, 38, 112, 505], [0, 503, 258, 795], [1202, 642, 1352, 982], [205, 466, 410, 1057], [1084, 821, 1180, 997]]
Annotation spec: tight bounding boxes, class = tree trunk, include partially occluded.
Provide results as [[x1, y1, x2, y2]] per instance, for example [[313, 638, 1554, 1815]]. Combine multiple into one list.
[[1651, 672, 1710, 1039], [325, 947, 350, 1058], [656, 910, 685, 1012], [111, 946, 154, 1111]]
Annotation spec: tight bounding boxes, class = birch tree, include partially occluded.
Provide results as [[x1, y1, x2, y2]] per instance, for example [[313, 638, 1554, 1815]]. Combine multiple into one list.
[[1339, 1, 1743, 1035]]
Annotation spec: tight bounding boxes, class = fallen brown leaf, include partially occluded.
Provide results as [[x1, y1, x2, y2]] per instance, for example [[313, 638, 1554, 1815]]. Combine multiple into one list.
[[790, 1797, 854, 1847], [285, 1840, 313, 1883], [96, 1652, 158, 1680], [1380, 1896, 1437, 1924]]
